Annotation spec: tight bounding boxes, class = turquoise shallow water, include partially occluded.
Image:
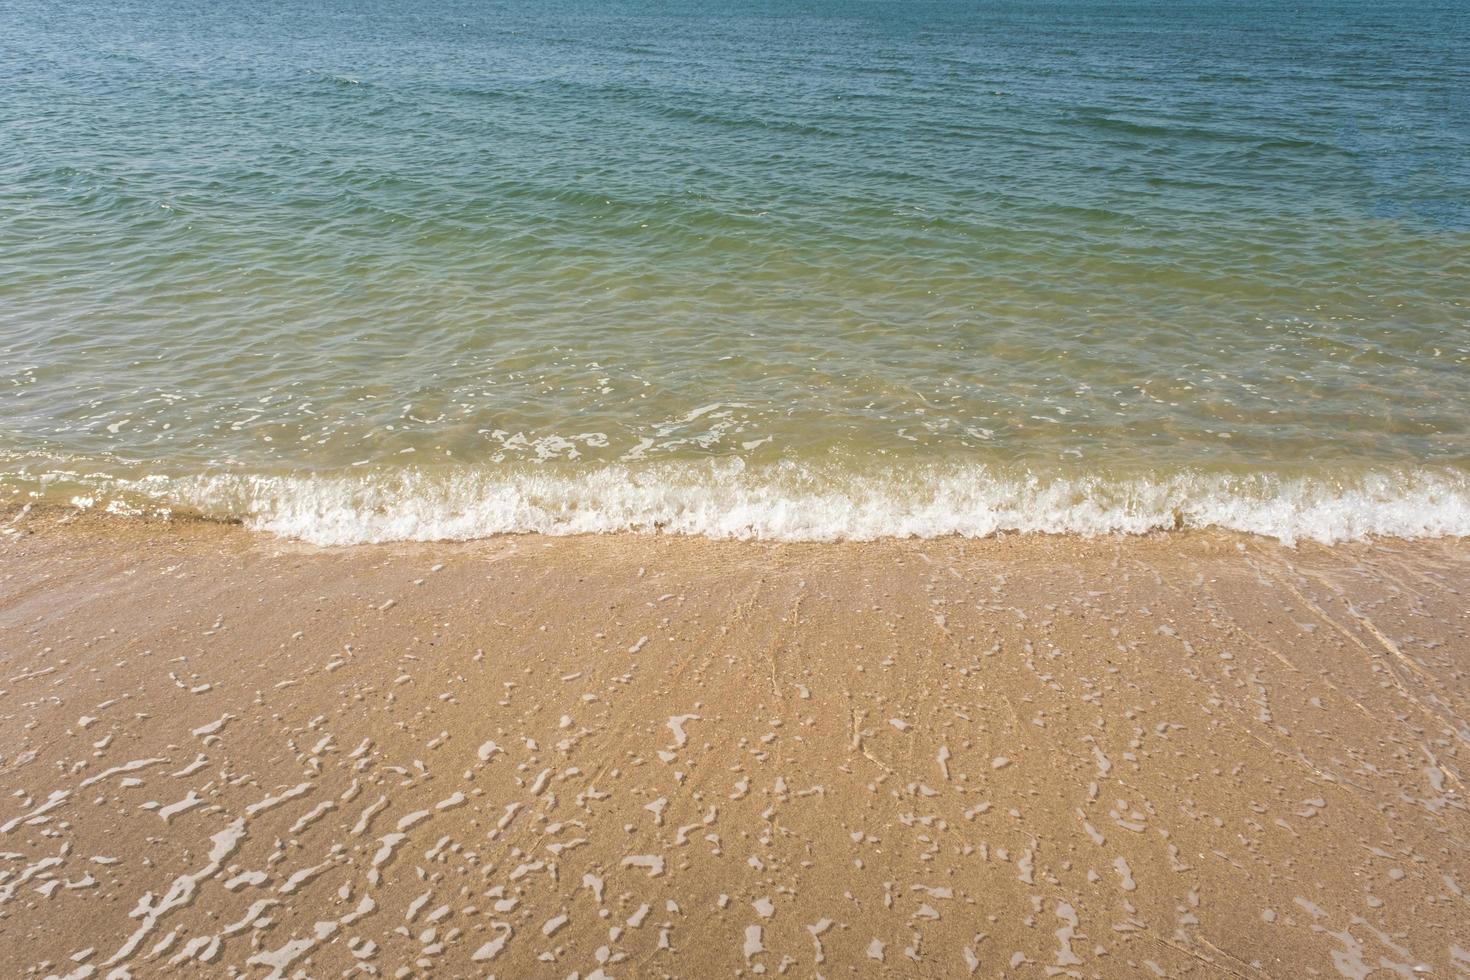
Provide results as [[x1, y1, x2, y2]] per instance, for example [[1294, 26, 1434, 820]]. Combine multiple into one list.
[[3, 0, 1469, 543]]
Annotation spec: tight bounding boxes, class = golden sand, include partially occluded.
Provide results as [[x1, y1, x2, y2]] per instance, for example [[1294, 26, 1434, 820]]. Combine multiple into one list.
[[1, 509, 1467, 978]]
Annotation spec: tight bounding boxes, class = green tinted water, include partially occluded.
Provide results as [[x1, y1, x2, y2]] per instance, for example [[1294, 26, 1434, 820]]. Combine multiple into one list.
[[3, 0, 1468, 542]]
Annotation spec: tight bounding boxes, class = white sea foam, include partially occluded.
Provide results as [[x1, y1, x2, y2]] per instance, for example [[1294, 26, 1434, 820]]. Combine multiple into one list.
[[102, 460, 1470, 547]]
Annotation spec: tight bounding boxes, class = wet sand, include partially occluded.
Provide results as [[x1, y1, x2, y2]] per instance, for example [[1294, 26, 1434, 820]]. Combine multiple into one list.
[[1, 509, 1467, 979]]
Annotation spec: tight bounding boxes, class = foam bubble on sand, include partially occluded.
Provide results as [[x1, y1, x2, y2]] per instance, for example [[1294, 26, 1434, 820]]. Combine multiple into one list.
[[622, 854, 666, 877], [88, 460, 1470, 546], [742, 925, 764, 961], [666, 714, 699, 749]]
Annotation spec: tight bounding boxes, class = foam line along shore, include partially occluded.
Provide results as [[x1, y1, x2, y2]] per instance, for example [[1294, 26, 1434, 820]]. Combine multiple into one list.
[[8, 459, 1470, 546]]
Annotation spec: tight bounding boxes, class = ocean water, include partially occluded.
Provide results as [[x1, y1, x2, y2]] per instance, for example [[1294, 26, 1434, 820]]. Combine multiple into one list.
[[3, 0, 1468, 545]]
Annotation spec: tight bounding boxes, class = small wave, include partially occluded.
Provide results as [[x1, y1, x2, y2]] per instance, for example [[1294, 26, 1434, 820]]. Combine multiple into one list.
[[46, 461, 1470, 548]]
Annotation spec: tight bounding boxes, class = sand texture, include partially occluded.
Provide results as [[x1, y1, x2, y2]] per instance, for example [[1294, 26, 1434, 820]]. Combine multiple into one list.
[[1, 510, 1467, 978]]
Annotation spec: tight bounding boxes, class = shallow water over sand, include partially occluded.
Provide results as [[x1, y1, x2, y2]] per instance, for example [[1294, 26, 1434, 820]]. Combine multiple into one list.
[[3, 0, 1468, 541]]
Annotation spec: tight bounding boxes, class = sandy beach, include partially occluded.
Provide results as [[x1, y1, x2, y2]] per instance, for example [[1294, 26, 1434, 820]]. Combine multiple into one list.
[[0, 509, 1465, 978], [8, 0, 1470, 974]]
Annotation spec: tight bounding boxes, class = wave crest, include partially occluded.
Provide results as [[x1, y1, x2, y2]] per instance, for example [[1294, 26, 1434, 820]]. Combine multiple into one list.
[[102, 461, 1470, 547]]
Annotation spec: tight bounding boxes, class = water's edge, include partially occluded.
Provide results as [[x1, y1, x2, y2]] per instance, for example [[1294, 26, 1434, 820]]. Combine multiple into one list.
[[11, 461, 1468, 547]]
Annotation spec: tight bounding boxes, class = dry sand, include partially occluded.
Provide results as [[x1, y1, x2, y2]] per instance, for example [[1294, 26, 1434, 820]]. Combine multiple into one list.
[[1, 507, 1467, 978]]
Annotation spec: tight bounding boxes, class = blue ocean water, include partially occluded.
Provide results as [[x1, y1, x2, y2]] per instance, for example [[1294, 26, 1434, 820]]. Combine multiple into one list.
[[2, 0, 1468, 543]]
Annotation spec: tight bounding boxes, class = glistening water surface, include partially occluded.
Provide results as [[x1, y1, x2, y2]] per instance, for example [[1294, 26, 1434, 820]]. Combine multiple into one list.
[[3, 0, 1469, 543]]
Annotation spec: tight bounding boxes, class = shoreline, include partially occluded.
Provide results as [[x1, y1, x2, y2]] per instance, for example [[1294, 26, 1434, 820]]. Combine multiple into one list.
[[1, 513, 1467, 977], [8, 456, 1470, 547]]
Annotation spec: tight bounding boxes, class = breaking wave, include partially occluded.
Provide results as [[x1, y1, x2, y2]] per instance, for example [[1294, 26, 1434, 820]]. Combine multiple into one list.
[[42, 460, 1470, 547]]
